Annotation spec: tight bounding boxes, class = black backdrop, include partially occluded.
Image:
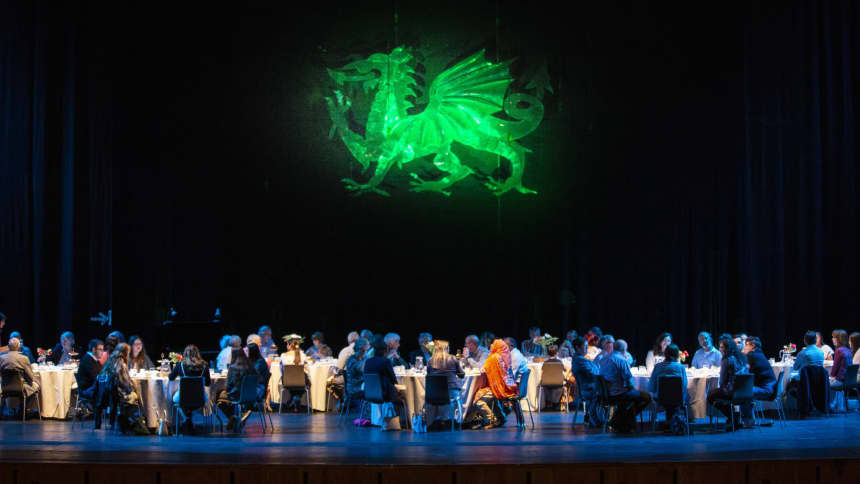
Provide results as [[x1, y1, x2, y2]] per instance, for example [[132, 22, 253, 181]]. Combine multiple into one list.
[[1, 1, 857, 361]]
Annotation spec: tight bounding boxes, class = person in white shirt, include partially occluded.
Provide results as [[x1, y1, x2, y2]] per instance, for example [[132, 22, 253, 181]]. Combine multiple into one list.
[[645, 332, 672, 372], [691, 332, 722, 369], [503, 337, 528, 378], [281, 336, 308, 367], [816, 331, 835, 360], [258, 325, 276, 358], [337, 331, 359, 370], [216, 335, 241, 372]]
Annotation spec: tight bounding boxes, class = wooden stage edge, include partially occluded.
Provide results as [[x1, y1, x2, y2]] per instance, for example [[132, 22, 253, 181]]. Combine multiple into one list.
[[4, 459, 860, 484]]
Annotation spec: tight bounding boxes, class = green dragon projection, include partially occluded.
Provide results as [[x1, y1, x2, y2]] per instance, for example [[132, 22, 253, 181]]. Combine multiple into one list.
[[325, 47, 544, 196]]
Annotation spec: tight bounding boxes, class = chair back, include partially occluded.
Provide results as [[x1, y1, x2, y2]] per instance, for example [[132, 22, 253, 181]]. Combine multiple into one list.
[[425, 375, 450, 405], [282, 364, 306, 390], [657, 376, 684, 407], [596, 375, 610, 403], [732, 374, 755, 402], [843, 365, 859, 389], [517, 368, 531, 399], [178, 376, 206, 409], [237, 374, 259, 405], [0, 369, 24, 396], [772, 369, 785, 400], [364, 372, 385, 404], [540, 362, 565, 387]]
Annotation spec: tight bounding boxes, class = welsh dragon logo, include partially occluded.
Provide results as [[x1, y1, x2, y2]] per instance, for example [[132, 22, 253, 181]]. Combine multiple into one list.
[[325, 46, 544, 196]]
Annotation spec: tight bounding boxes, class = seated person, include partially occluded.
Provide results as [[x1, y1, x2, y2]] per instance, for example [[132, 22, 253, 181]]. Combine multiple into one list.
[[0, 338, 41, 406], [425, 339, 464, 426], [48, 331, 76, 365], [306, 331, 325, 360], [77, 339, 104, 401], [540, 344, 566, 409], [383, 333, 409, 368], [816, 331, 834, 360], [648, 344, 688, 425], [742, 336, 776, 425], [829, 329, 853, 390], [102, 331, 125, 365], [520, 326, 546, 357], [851, 332, 860, 365], [257, 325, 276, 359], [96, 343, 141, 432], [558, 330, 578, 359], [336, 331, 359, 370], [645, 333, 672, 372], [8, 332, 35, 363], [280, 335, 309, 410], [246, 343, 269, 401], [691, 331, 722, 369], [592, 335, 615, 369], [571, 336, 601, 426], [706, 335, 750, 431], [345, 338, 370, 403], [791, 331, 825, 380], [364, 336, 407, 427], [217, 348, 259, 430], [598, 339, 652, 433], [128, 336, 155, 371], [462, 334, 489, 369], [408, 332, 433, 367], [503, 337, 528, 378], [168, 344, 212, 433], [216, 335, 241, 372], [464, 339, 519, 429], [479, 332, 496, 351]]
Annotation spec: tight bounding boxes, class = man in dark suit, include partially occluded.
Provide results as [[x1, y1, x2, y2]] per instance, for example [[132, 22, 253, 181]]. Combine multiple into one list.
[[8, 332, 35, 363], [77, 339, 104, 400], [48, 331, 76, 365], [0, 338, 40, 397], [742, 336, 777, 427], [408, 332, 433, 366]]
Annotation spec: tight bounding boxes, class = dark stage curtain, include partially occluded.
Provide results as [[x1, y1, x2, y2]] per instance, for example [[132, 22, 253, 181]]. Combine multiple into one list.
[[0, 2, 113, 348], [740, 1, 858, 345]]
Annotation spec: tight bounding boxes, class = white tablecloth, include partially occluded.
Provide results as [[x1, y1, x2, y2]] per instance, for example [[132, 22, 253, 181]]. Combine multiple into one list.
[[35, 368, 77, 419], [631, 369, 720, 419], [523, 360, 572, 411], [394, 370, 483, 419], [269, 360, 336, 411], [132, 373, 227, 426]]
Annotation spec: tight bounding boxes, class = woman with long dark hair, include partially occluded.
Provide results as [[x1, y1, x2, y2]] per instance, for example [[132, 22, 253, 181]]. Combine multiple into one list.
[[217, 348, 259, 430], [706, 335, 749, 431], [97, 343, 144, 433], [128, 336, 155, 371], [829, 329, 852, 390], [247, 342, 270, 401], [645, 332, 672, 372], [168, 344, 212, 434]]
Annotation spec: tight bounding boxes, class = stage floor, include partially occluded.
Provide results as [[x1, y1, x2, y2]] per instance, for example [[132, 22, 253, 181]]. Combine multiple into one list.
[[2, 411, 859, 466]]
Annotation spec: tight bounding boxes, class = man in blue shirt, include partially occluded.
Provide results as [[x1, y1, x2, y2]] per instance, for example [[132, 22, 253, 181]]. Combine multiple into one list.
[[791, 331, 825, 380], [593, 335, 615, 370], [649, 344, 688, 425], [571, 336, 602, 427], [599, 339, 652, 432], [691, 332, 722, 369]]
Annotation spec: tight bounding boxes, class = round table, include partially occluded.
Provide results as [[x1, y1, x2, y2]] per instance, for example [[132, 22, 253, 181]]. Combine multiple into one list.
[[132, 371, 226, 427], [34, 367, 77, 419], [631, 368, 720, 420], [394, 369, 483, 420], [269, 360, 336, 411]]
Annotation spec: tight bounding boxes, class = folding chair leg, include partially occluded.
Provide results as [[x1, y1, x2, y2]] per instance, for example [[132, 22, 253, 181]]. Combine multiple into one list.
[[279, 390, 284, 415], [526, 399, 534, 429]]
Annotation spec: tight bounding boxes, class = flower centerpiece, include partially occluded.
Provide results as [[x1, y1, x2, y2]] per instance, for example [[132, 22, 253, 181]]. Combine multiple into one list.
[[36, 348, 52, 358], [538, 333, 558, 350], [780, 343, 797, 362], [680, 350, 690, 363], [168, 352, 183, 364]]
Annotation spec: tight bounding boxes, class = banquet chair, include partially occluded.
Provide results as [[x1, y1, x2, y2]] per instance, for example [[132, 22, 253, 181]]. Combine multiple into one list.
[[0, 369, 41, 422], [174, 377, 211, 436], [337, 369, 362, 423], [360, 372, 410, 429], [231, 375, 268, 434], [709, 373, 756, 432], [538, 362, 567, 413], [656, 376, 690, 436], [72, 372, 93, 427], [595, 376, 620, 433], [839, 365, 859, 413], [280, 364, 310, 415], [501, 369, 534, 429], [753, 370, 787, 427], [424, 375, 463, 431]]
